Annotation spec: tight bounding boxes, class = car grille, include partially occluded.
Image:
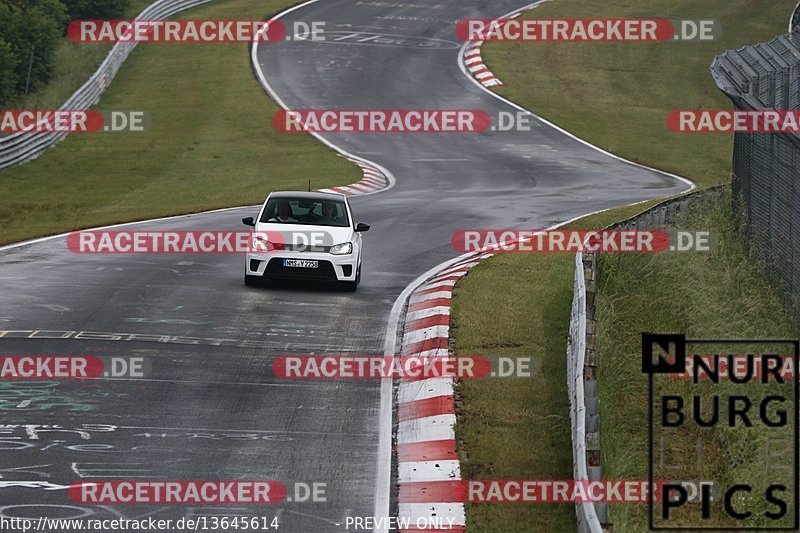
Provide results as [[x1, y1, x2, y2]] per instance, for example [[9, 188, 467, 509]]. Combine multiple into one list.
[[263, 258, 338, 281]]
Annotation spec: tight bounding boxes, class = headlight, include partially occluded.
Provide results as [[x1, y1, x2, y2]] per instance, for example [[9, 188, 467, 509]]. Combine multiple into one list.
[[329, 242, 353, 255]]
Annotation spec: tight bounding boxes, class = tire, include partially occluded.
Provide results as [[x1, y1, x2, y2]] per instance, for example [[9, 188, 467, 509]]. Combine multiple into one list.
[[244, 274, 260, 287]]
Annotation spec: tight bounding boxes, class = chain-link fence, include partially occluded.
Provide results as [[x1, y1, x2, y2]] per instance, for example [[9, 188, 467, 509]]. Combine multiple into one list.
[[711, 31, 800, 308]]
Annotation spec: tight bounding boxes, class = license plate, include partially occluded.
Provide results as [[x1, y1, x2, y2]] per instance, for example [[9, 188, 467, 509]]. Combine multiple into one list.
[[283, 259, 318, 268]]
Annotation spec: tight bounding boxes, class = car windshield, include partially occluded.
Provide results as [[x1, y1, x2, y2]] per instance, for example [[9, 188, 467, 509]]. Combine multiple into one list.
[[259, 198, 350, 227]]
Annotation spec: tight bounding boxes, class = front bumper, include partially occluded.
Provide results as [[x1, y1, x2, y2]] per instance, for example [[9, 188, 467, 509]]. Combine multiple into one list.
[[245, 252, 358, 282]]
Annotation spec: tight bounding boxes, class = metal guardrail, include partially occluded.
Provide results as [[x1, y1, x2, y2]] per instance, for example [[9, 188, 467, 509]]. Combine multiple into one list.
[[0, 0, 219, 170], [613, 187, 726, 231], [566, 187, 723, 532], [567, 250, 604, 533]]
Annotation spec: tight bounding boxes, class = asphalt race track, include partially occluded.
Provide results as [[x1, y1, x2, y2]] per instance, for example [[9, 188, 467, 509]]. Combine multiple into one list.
[[0, 0, 689, 531]]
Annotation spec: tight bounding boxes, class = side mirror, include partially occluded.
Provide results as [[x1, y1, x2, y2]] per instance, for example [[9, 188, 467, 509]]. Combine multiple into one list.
[[242, 217, 255, 227], [355, 223, 370, 232]]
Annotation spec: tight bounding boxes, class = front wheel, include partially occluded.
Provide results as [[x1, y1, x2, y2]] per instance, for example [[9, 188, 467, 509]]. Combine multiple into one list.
[[244, 274, 260, 287]]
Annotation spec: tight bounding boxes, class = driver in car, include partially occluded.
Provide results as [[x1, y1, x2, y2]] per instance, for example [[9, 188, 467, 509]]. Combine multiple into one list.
[[318, 202, 340, 224], [269, 201, 298, 223]]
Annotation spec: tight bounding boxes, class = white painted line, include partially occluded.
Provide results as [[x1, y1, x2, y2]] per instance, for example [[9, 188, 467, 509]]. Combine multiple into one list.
[[398, 503, 466, 526], [418, 279, 458, 291], [403, 325, 449, 345], [406, 307, 451, 321], [397, 414, 456, 444], [335, 186, 362, 195], [412, 348, 450, 359], [444, 260, 482, 271], [346, 182, 373, 193], [398, 460, 461, 483], [398, 378, 454, 403], [409, 291, 453, 303], [430, 268, 468, 279], [430, 270, 467, 283]]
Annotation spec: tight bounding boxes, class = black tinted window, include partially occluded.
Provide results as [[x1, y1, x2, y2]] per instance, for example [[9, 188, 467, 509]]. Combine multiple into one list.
[[259, 198, 349, 227]]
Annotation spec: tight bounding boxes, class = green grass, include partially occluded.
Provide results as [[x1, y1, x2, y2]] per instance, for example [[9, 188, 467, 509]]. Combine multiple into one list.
[[482, 0, 793, 187], [0, 0, 356, 244], [453, 200, 663, 532], [597, 194, 798, 531]]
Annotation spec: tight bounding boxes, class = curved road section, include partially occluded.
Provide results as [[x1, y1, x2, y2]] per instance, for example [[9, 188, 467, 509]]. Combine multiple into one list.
[[0, 0, 688, 532]]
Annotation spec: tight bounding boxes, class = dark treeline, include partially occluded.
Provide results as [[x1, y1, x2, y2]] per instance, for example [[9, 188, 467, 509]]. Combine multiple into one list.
[[0, 0, 129, 105]]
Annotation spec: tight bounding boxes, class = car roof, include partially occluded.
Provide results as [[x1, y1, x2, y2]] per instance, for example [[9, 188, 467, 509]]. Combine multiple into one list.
[[269, 191, 346, 201]]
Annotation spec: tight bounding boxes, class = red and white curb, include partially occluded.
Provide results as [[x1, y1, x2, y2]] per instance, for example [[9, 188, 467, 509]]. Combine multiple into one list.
[[395, 252, 494, 532], [461, 2, 550, 90], [461, 13, 525, 89], [316, 158, 391, 196], [463, 41, 504, 89]]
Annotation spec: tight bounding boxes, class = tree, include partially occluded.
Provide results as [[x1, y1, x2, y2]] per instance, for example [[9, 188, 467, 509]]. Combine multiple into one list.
[[0, 37, 19, 105], [62, 0, 130, 21], [0, 0, 67, 101]]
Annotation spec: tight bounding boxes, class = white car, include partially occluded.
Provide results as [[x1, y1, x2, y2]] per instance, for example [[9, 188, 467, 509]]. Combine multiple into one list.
[[242, 191, 369, 291]]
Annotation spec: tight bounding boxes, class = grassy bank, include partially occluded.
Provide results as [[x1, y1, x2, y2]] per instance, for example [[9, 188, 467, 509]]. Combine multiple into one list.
[[0, 0, 355, 245], [453, 200, 663, 532], [482, 0, 792, 187], [597, 194, 798, 531]]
